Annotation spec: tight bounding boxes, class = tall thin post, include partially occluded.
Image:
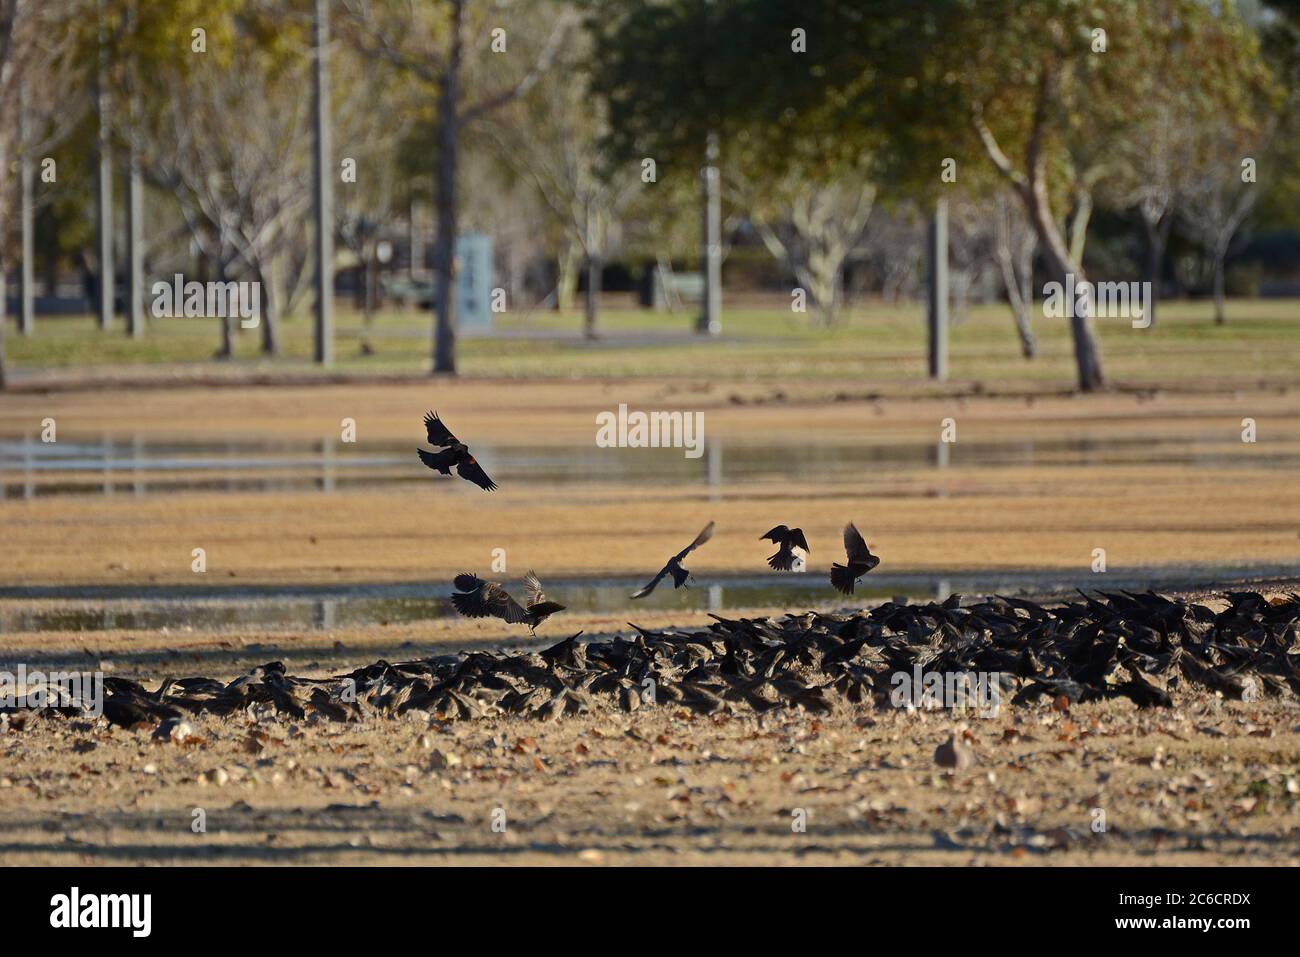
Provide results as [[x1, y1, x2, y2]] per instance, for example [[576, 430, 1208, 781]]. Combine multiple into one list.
[[927, 197, 948, 381], [96, 0, 114, 331], [126, 151, 143, 337], [311, 0, 334, 365], [432, 0, 465, 374], [125, 0, 143, 338], [698, 132, 721, 336], [19, 79, 34, 336]]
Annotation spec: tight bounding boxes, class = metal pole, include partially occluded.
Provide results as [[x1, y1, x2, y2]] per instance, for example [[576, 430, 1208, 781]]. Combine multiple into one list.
[[125, 1, 143, 338], [19, 79, 34, 336], [311, 0, 334, 364], [96, 0, 114, 331], [126, 149, 144, 338], [927, 197, 948, 381], [699, 132, 721, 336]]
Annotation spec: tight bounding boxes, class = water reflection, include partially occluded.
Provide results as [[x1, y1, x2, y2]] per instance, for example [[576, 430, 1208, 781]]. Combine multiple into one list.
[[1, 565, 1287, 635], [0, 432, 1286, 499]]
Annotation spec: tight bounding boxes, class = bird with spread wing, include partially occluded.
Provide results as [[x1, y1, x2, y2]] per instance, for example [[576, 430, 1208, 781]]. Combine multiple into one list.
[[629, 521, 715, 599], [450, 571, 565, 634], [830, 522, 880, 595], [760, 525, 810, 571], [417, 411, 497, 491]]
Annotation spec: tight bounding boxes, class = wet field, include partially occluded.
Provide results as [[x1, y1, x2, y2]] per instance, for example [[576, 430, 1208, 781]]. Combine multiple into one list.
[[4, 427, 1298, 500], [1, 378, 1298, 865], [1, 380, 1298, 648]]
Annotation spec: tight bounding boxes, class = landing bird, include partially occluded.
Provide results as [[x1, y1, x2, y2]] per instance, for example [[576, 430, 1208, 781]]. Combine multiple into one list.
[[451, 571, 565, 634], [830, 522, 880, 595], [761, 525, 810, 572], [417, 411, 497, 491], [629, 521, 715, 599]]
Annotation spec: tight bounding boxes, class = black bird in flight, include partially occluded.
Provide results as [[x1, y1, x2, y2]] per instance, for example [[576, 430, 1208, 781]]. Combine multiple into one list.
[[417, 411, 497, 491], [760, 525, 810, 571], [629, 521, 715, 599], [830, 523, 880, 595], [450, 571, 565, 634]]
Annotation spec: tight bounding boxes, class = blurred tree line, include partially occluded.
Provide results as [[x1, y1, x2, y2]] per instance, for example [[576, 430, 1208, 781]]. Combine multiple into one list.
[[0, 0, 1296, 390]]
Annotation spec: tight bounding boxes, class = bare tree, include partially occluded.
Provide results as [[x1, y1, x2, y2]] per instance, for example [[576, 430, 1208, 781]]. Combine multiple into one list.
[[342, 0, 575, 374], [1181, 123, 1268, 324], [1117, 104, 1186, 329], [857, 206, 924, 305], [734, 156, 876, 325], [486, 40, 637, 339], [335, 65, 412, 328], [139, 42, 315, 357], [993, 193, 1038, 357], [0, 0, 81, 389]]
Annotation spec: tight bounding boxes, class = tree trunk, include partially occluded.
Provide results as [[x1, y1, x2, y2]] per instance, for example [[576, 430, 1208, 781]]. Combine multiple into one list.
[[1141, 214, 1171, 330], [1143, 224, 1160, 329], [431, 0, 465, 375], [995, 226, 1036, 359], [555, 242, 581, 311], [215, 256, 234, 360], [363, 253, 376, 324], [1020, 183, 1104, 391], [259, 267, 279, 355], [1212, 243, 1226, 325], [0, 265, 8, 391], [408, 199, 422, 282], [584, 256, 600, 339]]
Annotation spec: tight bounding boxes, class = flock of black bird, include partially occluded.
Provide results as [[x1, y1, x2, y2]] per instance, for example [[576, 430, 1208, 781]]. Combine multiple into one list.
[[7, 411, 1289, 732], [43, 588, 1299, 729], [418, 412, 883, 630]]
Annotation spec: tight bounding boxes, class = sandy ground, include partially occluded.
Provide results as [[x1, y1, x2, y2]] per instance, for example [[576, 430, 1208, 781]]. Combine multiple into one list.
[[2, 690, 1298, 865], [2, 584, 1298, 867]]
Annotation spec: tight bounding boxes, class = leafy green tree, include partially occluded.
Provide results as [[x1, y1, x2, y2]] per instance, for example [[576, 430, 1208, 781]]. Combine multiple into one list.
[[590, 0, 1277, 392]]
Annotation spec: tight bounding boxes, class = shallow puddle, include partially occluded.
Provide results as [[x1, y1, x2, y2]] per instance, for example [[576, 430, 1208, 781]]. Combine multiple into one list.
[[0, 432, 1285, 498], [0, 565, 1289, 635]]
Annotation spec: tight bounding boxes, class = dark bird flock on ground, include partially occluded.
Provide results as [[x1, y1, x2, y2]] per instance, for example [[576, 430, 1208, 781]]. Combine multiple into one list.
[[34, 590, 1298, 730]]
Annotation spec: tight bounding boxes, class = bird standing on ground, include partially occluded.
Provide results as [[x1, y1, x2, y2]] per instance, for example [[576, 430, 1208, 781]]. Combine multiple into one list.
[[761, 525, 810, 572], [629, 521, 715, 599], [830, 523, 880, 595], [451, 571, 565, 634], [417, 411, 498, 491]]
